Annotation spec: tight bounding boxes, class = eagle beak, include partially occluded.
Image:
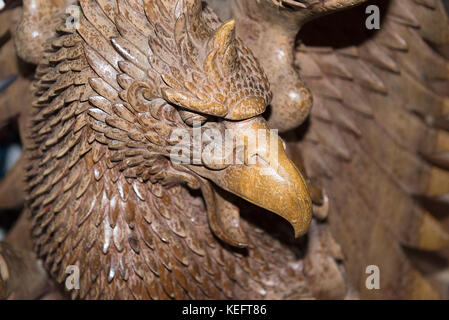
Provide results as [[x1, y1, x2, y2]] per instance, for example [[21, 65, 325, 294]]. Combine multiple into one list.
[[189, 117, 312, 237]]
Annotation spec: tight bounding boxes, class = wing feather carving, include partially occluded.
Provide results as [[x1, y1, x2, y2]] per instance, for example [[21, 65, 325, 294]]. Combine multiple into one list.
[[292, 0, 449, 298]]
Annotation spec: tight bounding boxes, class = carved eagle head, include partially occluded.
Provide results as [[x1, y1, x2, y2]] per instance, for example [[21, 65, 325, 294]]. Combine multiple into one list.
[[65, 0, 311, 243], [27, 0, 312, 298]]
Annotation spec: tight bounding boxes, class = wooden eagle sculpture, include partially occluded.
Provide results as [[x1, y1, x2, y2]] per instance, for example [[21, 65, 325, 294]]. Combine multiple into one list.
[[0, 0, 448, 300]]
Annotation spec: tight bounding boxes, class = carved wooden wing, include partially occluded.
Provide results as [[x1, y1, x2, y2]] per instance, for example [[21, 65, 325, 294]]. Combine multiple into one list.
[[294, 0, 449, 299]]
